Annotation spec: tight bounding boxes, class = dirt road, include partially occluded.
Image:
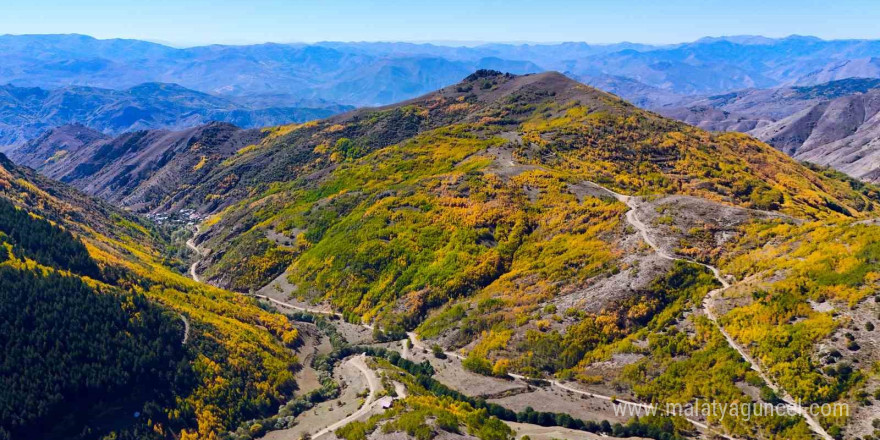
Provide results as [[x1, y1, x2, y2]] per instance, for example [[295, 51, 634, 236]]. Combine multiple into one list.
[[185, 226, 203, 283], [311, 354, 380, 439], [179, 313, 190, 345], [583, 180, 832, 440]]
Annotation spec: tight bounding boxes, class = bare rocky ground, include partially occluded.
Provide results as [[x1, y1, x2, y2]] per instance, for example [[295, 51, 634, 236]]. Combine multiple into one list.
[[265, 227, 302, 247], [814, 297, 880, 439], [632, 195, 792, 262], [485, 144, 540, 180], [552, 241, 672, 315]]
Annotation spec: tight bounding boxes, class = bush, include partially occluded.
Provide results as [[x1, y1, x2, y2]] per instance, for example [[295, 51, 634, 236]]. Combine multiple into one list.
[[462, 355, 493, 375]]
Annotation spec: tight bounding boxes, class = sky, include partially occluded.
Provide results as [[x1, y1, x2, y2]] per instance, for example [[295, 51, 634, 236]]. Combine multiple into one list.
[[1, 0, 879, 47]]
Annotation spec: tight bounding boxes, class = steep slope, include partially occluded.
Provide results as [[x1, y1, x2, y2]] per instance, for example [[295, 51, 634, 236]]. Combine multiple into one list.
[[10, 122, 266, 211], [0, 154, 302, 439], [643, 79, 880, 182], [0, 82, 350, 148], [658, 105, 773, 132], [751, 89, 880, 182], [5, 123, 108, 160], [654, 78, 880, 129]]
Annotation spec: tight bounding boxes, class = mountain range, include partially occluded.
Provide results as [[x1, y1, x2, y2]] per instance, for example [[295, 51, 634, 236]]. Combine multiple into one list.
[[0, 81, 351, 149], [7, 33, 880, 108], [7, 33, 880, 184]]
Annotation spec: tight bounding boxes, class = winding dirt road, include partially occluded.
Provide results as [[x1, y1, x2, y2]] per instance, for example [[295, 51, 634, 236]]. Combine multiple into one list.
[[311, 354, 381, 439], [583, 181, 832, 440], [185, 226, 203, 283]]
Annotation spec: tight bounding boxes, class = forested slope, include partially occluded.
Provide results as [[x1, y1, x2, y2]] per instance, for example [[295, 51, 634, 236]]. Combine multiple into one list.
[[0, 154, 302, 440]]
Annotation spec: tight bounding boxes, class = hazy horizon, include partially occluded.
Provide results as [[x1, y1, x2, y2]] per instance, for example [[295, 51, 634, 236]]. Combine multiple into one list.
[[0, 31, 863, 49], [2, 0, 879, 47]]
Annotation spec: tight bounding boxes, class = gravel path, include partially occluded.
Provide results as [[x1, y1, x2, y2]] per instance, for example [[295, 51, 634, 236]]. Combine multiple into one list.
[[179, 313, 190, 345], [186, 226, 203, 283], [583, 180, 832, 440], [312, 354, 380, 439]]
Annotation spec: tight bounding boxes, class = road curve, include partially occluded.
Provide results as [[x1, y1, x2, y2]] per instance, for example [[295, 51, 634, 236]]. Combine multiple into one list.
[[585, 181, 832, 440], [186, 226, 203, 283], [311, 354, 380, 439]]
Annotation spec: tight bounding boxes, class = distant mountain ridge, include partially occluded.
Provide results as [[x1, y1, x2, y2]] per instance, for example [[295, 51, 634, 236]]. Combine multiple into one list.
[[9, 122, 264, 212], [751, 89, 880, 182], [0, 81, 351, 149], [646, 78, 880, 182], [8, 33, 880, 108]]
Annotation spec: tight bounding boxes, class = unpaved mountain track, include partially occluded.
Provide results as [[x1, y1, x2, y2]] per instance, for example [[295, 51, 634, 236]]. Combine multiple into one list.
[[179, 313, 190, 345], [311, 354, 380, 439], [583, 181, 832, 440], [186, 226, 203, 283]]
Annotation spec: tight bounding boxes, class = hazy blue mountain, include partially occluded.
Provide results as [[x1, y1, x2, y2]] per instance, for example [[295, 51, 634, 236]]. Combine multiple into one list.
[[0, 34, 543, 107], [0, 81, 351, 148], [8, 34, 880, 109]]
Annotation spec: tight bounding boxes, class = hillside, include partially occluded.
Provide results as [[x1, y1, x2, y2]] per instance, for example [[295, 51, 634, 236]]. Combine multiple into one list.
[[647, 78, 880, 181], [654, 78, 880, 128], [199, 72, 878, 438], [11, 70, 880, 439], [751, 88, 880, 182], [0, 82, 350, 148], [9, 122, 266, 211], [152, 71, 878, 438], [0, 153, 302, 439]]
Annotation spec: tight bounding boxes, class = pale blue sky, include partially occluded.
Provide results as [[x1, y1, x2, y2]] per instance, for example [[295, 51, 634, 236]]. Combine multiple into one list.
[[2, 0, 878, 46]]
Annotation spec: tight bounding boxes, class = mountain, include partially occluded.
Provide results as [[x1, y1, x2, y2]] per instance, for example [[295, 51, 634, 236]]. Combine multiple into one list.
[[0, 81, 351, 148], [9, 34, 880, 109], [10, 122, 265, 211], [0, 153, 302, 438], [751, 89, 880, 182], [192, 71, 880, 440], [648, 78, 880, 181]]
